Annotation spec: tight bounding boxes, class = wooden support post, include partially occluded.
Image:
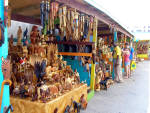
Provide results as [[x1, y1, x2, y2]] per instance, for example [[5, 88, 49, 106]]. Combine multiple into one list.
[[90, 17, 97, 90], [112, 30, 117, 80], [0, 0, 10, 112]]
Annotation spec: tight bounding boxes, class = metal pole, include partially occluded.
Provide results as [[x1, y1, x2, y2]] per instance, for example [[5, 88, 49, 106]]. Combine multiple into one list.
[[112, 30, 117, 80]]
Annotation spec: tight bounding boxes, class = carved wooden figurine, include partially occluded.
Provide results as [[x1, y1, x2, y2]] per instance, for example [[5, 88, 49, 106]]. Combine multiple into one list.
[[17, 26, 22, 46], [1, 57, 11, 80]]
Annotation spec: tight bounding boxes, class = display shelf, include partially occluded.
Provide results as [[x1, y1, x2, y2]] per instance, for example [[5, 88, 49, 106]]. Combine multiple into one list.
[[58, 52, 92, 57], [46, 41, 94, 46]]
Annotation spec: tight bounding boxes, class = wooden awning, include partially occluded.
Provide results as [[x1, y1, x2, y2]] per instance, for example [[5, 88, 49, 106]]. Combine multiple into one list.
[[10, 0, 133, 38]]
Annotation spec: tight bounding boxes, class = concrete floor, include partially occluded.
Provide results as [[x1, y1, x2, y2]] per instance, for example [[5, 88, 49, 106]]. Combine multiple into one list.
[[81, 61, 150, 113]]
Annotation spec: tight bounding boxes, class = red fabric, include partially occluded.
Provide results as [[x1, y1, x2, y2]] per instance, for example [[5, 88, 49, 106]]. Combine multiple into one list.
[[124, 50, 130, 62]]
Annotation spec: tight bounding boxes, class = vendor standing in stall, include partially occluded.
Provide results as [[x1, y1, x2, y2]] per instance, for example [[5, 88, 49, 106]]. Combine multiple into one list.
[[113, 43, 123, 83], [123, 42, 131, 78], [129, 42, 134, 75]]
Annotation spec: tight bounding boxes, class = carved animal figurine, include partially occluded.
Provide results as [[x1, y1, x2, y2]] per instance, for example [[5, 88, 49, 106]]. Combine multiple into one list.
[[74, 69, 80, 84], [13, 86, 20, 96], [48, 85, 59, 98], [73, 101, 81, 113], [9, 34, 14, 49], [27, 82, 35, 97], [80, 94, 87, 109], [17, 26, 22, 46], [64, 105, 70, 113], [37, 84, 49, 102], [64, 77, 72, 91], [100, 77, 112, 90], [54, 108, 58, 113], [1, 57, 11, 80], [30, 26, 39, 44], [19, 80, 27, 98], [34, 60, 46, 82], [55, 83, 63, 95], [24, 68, 34, 84]]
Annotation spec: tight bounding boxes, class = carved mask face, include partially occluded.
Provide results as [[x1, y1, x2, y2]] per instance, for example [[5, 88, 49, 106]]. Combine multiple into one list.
[[1, 57, 11, 80], [0, 18, 4, 47]]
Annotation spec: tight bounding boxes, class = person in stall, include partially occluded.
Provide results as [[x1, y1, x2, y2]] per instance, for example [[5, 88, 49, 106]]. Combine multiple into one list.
[[123, 42, 131, 78], [113, 42, 123, 83], [129, 42, 134, 75]]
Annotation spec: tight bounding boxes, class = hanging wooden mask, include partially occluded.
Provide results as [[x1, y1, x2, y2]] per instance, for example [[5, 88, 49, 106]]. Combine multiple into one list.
[[0, 18, 4, 47], [1, 56, 11, 80]]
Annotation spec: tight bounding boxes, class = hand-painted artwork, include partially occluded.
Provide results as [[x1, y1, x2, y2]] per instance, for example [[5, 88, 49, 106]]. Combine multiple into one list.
[[1, 56, 11, 80], [0, 18, 4, 47]]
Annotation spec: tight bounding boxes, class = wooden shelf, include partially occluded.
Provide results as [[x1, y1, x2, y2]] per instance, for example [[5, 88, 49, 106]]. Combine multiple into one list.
[[58, 52, 92, 57], [46, 41, 94, 46]]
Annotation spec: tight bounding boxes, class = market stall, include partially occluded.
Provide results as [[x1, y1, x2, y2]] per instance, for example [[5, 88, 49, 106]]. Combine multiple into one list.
[[136, 40, 149, 60], [0, 0, 134, 113]]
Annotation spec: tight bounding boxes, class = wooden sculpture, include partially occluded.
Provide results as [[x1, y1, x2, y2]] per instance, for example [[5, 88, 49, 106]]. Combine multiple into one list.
[[17, 26, 22, 46]]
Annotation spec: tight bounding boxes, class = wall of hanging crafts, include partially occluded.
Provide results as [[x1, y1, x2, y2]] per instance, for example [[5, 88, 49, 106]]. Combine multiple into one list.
[[40, 0, 59, 35], [0, 0, 10, 47]]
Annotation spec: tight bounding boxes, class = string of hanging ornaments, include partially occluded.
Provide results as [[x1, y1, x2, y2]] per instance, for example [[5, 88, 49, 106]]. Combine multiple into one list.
[[40, 0, 59, 35]]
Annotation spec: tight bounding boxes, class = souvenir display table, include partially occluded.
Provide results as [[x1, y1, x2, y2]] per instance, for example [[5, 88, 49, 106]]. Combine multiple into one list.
[[10, 84, 87, 113]]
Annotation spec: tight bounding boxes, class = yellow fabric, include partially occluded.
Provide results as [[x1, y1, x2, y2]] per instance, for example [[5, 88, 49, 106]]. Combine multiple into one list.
[[113, 46, 122, 59], [137, 54, 148, 58], [131, 61, 136, 70], [10, 84, 87, 113]]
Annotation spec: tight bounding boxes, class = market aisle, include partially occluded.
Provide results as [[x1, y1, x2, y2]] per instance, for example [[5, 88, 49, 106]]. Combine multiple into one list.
[[82, 61, 150, 113]]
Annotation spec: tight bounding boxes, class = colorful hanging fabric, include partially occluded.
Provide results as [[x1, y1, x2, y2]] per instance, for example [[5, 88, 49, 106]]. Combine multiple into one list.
[[83, 16, 89, 39], [40, 1, 45, 29], [4, 0, 8, 27], [0, 18, 4, 47]]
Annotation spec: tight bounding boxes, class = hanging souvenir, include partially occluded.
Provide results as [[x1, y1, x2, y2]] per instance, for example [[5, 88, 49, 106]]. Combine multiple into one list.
[[59, 7, 63, 33], [87, 16, 93, 42], [74, 9, 79, 40], [46, 0, 50, 32], [0, 18, 4, 47], [40, 0, 45, 29], [80, 14, 85, 37], [50, 2, 59, 31], [7, 0, 11, 27], [17, 26, 22, 46], [4, 0, 8, 27], [83, 16, 89, 39], [62, 6, 67, 28]]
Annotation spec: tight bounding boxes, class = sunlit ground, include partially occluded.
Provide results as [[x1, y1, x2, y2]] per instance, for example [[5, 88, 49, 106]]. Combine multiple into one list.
[[82, 61, 150, 113]]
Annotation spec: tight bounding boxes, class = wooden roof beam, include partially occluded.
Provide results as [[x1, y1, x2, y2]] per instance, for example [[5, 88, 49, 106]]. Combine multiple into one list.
[[12, 4, 40, 13], [11, 14, 41, 25], [56, 0, 113, 25]]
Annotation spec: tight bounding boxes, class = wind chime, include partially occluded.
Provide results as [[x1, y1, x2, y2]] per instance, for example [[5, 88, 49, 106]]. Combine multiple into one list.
[[78, 13, 85, 39], [50, 1, 59, 32], [83, 16, 89, 40], [40, 0, 59, 35], [73, 9, 79, 41], [86, 16, 93, 42], [59, 6, 67, 38]]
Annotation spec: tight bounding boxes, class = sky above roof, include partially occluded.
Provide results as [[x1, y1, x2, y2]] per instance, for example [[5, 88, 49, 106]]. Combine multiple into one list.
[[85, 0, 150, 40], [88, 0, 150, 27]]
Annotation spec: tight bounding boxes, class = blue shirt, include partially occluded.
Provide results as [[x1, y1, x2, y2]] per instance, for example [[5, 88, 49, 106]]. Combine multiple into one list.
[[129, 47, 134, 60]]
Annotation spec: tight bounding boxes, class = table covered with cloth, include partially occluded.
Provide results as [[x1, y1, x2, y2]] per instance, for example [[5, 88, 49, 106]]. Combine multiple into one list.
[[10, 84, 87, 113]]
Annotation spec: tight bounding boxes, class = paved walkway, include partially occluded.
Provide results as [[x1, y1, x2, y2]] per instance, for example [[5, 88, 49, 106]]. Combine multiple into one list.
[[82, 61, 150, 113]]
